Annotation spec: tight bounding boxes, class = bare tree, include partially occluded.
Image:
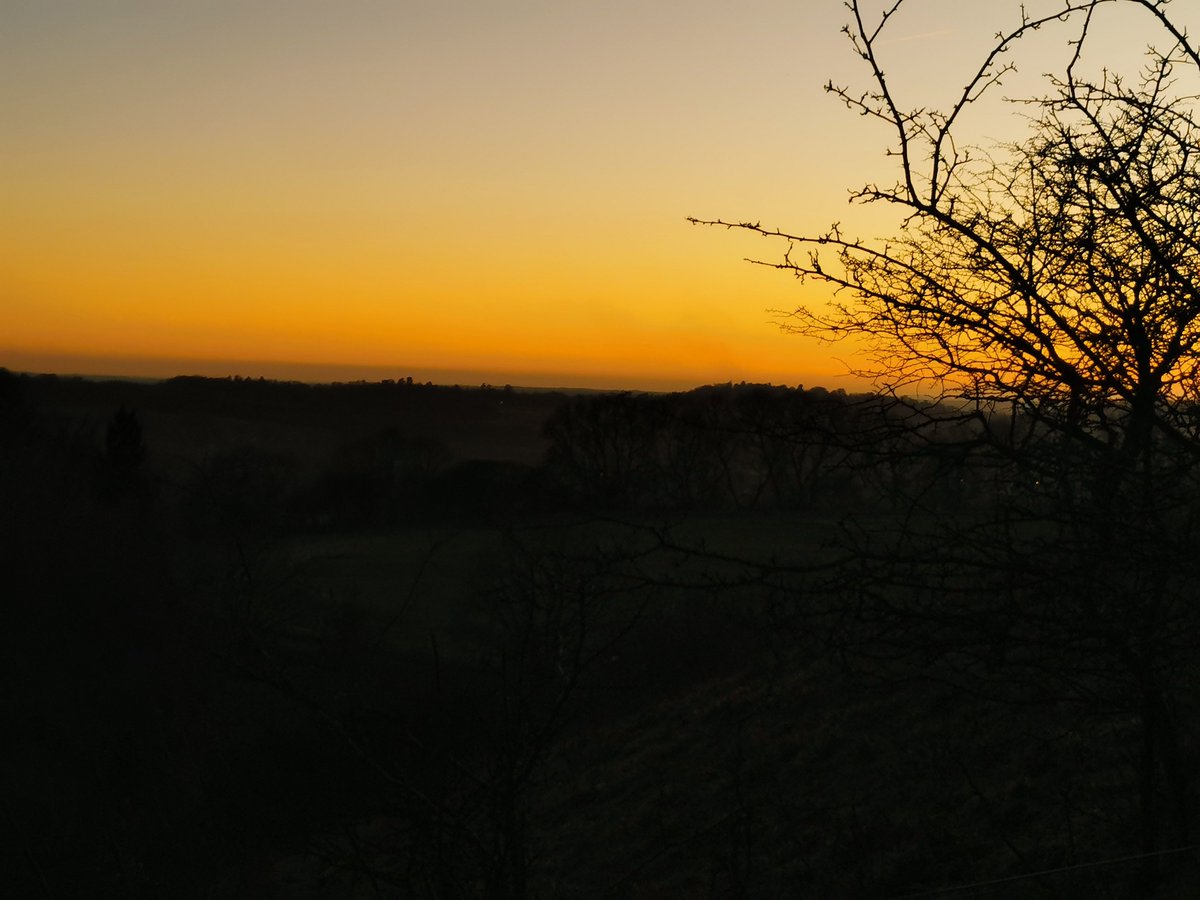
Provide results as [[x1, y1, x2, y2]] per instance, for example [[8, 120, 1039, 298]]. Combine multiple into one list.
[[695, 0, 1200, 890]]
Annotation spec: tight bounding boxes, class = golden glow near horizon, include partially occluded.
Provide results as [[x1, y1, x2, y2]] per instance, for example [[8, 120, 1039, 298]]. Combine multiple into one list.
[[2, 1, 1183, 389]]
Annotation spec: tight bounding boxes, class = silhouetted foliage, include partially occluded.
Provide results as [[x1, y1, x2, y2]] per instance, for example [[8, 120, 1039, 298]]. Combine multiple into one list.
[[0, 366, 34, 434], [104, 405, 146, 470], [98, 404, 151, 502], [541, 383, 977, 513]]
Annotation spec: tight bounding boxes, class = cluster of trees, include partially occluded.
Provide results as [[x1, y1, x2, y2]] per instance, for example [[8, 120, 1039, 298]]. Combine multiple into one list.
[[543, 383, 1004, 512], [127, 379, 1009, 532], [21, 372, 1007, 533], [16, 373, 571, 532], [165, 378, 1031, 530]]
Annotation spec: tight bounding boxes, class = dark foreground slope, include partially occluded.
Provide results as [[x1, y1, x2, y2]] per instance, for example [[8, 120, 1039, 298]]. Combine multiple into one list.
[[4, 369, 1197, 898]]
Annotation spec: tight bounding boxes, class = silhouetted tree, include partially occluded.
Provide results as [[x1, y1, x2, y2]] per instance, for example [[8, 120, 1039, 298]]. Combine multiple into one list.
[[0, 367, 34, 435], [696, 0, 1200, 890], [105, 405, 146, 469], [543, 393, 660, 509], [98, 405, 151, 502]]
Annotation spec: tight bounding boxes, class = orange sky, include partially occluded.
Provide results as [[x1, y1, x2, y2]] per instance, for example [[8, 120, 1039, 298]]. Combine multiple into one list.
[[2, 1, 1180, 390]]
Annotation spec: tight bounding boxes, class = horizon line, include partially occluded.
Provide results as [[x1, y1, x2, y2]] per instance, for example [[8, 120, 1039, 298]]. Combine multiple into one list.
[[1, 348, 854, 395]]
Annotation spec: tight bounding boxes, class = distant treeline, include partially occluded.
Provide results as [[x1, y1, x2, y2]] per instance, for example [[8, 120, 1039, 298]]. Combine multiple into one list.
[[18, 371, 570, 439], [543, 382, 980, 513], [4, 370, 1007, 532]]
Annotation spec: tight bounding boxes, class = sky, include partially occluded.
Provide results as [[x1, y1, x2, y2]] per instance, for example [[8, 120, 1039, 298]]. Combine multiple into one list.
[[1, 0, 1184, 389]]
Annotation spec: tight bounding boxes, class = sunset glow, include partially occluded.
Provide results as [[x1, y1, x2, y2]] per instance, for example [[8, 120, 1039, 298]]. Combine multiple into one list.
[[2, 1, 1178, 389]]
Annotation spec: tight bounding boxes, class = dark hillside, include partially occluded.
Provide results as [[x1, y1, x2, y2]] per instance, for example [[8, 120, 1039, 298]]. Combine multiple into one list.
[[5, 368, 1196, 897]]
